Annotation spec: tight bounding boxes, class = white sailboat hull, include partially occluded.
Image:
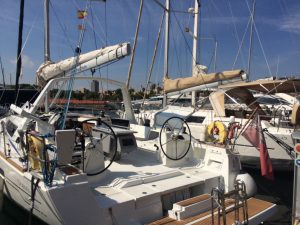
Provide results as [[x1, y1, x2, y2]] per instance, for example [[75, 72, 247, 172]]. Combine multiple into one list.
[[135, 106, 294, 170]]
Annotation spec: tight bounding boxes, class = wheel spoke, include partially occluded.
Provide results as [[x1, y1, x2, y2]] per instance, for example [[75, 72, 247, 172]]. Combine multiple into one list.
[[159, 116, 191, 161], [175, 140, 178, 159], [161, 138, 173, 146]]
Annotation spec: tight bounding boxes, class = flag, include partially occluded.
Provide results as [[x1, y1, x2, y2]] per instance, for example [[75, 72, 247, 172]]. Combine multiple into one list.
[[77, 24, 85, 30], [77, 10, 87, 19], [242, 114, 274, 180]]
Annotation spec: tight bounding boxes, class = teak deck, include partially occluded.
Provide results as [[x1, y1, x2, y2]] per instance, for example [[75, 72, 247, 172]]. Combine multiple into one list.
[[149, 198, 274, 225]]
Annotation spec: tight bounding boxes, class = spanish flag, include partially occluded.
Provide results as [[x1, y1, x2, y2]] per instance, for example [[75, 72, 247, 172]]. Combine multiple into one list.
[[77, 10, 87, 19]]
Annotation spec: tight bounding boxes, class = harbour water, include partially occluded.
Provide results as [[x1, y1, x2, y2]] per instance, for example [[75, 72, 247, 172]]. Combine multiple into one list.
[[0, 168, 294, 225]]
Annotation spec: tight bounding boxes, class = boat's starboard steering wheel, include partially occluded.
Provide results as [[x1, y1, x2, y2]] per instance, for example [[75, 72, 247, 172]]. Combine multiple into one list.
[[159, 116, 192, 160], [77, 118, 117, 176]]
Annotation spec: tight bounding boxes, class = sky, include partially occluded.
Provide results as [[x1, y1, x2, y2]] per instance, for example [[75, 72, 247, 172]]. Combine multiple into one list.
[[0, 0, 300, 90]]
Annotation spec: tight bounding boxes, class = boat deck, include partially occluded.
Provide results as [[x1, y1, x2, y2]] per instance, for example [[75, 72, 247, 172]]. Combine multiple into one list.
[[149, 198, 276, 225]]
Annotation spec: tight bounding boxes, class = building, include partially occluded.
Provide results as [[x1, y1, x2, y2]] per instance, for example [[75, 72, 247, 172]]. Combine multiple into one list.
[[91, 80, 99, 93]]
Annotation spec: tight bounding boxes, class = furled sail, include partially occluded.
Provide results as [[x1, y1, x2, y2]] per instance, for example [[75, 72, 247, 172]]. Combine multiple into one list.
[[36, 42, 131, 87], [164, 69, 245, 93]]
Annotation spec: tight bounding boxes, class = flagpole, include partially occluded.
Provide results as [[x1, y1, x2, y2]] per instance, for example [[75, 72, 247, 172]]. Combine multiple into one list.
[[235, 106, 259, 139]]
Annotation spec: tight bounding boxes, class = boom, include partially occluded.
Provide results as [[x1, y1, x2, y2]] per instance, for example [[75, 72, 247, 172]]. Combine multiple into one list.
[[36, 42, 131, 87]]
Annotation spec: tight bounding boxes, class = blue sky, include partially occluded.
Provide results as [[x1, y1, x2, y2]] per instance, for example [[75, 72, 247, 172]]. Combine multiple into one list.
[[0, 0, 300, 89]]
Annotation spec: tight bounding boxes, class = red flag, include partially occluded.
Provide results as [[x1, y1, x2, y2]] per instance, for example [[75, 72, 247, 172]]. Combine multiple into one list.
[[77, 24, 85, 30], [242, 114, 274, 180]]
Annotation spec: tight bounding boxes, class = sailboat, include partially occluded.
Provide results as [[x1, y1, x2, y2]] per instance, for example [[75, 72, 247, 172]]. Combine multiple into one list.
[[133, 0, 297, 172], [0, 1, 278, 224]]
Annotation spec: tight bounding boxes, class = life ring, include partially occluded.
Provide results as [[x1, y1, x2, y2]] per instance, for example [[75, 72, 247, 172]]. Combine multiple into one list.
[[206, 121, 227, 144]]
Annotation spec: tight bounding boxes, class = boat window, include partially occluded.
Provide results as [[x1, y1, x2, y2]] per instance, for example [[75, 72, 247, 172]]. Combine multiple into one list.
[[186, 116, 205, 123], [255, 96, 289, 105], [6, 120, 17, 137], [170, 98, 191, 106]]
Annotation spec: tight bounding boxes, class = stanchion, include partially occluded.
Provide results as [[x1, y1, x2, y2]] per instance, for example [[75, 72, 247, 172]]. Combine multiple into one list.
[[0, 173, 5, 212]]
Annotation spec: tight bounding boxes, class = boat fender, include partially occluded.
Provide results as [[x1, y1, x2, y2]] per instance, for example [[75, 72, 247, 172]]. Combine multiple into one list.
[[227, 122, 241, 141], [236, 172, 257, 197], [206, 121, 227, 144]]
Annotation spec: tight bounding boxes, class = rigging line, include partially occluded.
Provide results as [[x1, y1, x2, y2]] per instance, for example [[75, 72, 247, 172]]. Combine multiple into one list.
[[142, 11, 165, 109], [232, 16, 251, 69], [90, 5, 102, 100], [97, 68, 104, 100], [171, 3, 223, 118], [207, 49, 215, 71], [170, 21, 182, 76], [227, 0, 247, 69], [170, 5, 193, 66], [90, 7, 98, 51], [15, 14, 37, 65], [278, 0, 297, 50], [245, 0, 272, 76], [71, 0, 106, 45], [210, 0, 225, 18], [15, 13, 39, 104], [105, 0, 108, 91], [88, 3, 107, 46], [90, 4, 104, 98], [170, 4, 225, 122], [61, 0, 90, 129], [49, 0, 74, 52]]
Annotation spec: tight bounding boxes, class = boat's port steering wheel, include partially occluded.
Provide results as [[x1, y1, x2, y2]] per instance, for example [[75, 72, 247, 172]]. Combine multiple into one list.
[[76, 118, 117, 176], [159, 116, 192, 160]]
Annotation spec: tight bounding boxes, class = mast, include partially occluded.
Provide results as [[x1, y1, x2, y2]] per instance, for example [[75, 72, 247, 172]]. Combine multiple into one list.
[[15, 0, 25, 103], [0, 57, 5, 88], [163, 0, 170, 107], [247, 0, 255, 80], [191, 0, 199, 106], [126, 0, 144, 88], [44, 0, 51, 62]]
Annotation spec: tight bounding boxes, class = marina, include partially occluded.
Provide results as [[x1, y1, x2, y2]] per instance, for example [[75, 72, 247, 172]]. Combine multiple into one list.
[[0, 0, 300, 224]]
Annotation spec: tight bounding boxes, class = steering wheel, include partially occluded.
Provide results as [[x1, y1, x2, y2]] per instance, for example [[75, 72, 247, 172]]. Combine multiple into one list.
[[159, 116, 192, 160], [77, 118, 117, 176]]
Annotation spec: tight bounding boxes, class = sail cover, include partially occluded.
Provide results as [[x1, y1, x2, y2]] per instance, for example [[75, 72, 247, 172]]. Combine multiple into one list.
[[36, 42, 130, 87], [219, 79, 300, 94], [164, 69, 245, 93]]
